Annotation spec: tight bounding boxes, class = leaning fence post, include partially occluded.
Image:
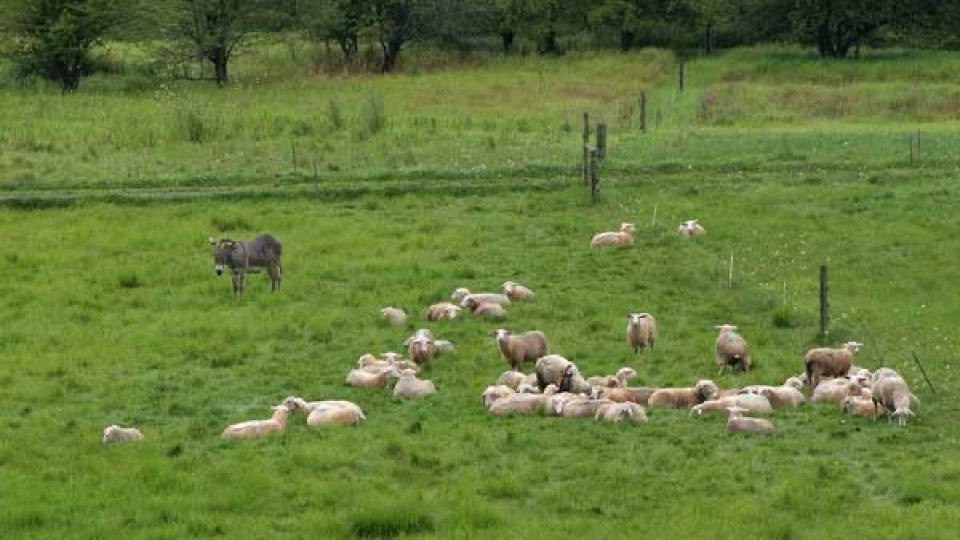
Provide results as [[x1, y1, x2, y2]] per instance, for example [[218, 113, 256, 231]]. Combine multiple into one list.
[[589, 148, 600, 203], [582, 112, 590, 185], [819, 265, 829, 337], [911, 351, 936, 394], [596, 122, 607, 163]]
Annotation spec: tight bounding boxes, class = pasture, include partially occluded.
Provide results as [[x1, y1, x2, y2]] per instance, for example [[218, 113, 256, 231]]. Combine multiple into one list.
[[1, 45, 960, 539]]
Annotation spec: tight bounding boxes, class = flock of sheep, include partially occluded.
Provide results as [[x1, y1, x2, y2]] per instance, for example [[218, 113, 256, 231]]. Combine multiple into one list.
[[102, 220, 919, 443]]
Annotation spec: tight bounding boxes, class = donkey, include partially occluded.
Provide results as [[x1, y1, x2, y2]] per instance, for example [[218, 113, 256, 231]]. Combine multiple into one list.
[[208, 234, 282, 296]]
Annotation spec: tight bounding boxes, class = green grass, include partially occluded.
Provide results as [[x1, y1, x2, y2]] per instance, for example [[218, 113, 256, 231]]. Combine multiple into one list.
[[2, 43, 960, 539]]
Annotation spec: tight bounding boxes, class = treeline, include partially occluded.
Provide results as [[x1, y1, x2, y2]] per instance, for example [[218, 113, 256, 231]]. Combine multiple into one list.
[[1, 0, 958, 91]]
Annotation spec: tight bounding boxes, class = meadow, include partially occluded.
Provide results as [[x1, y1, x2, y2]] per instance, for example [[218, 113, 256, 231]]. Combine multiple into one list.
[[1, 43, 960, 539]]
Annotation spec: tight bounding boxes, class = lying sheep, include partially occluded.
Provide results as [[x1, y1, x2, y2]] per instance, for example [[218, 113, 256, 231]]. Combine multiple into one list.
[[545, 393, 588, 416], [758, 386, 806, 409], [677, 220, 706, 238], [453, 288, 510, 306], [591, 386, 646, 403], [102, 425, 144, 444], [691, 394, 772, 416], [626, 312, 657, 353], [502, 281, 535, 302], [811, 377, 868, 405], [715, 324, 751, 374], [281, 397, 366, 427], [408, 328, 436, 366], [222, 404, 291, 439], [427, 302, 461, 321], [596, 402, 648, 423], [590, 222, 635, 248], [784, 376, 804, 391], [488, 385, 558, 416], [587, 367, 638, 388], [648, 380, 719, 409], [496, 370, 526, 390], [346, 366, 400, 389], [725, 406, 775, 436], [623, 387, 657, 406], [805, 341, 862, 389], [842, 396, 879, 419], [380, 307, 408, 326], [482, 385, 516, 409], [494, 329, 549, 371], [394, 369, 436, 399], [871, 375, 918, 426], [535, 355, 591, 394], [462, 297, 507, 319], [554, 397, 612, 418]]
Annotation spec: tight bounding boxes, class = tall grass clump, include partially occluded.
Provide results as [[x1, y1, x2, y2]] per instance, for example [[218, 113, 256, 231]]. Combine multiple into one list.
[[328, 98, 344, 130], [364, 93, 386, 135], [347, 504, 435, 538]]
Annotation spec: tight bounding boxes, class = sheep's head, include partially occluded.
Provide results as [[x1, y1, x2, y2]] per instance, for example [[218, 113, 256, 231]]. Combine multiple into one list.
[[627, 313, 649, 327], [445, 305, 461, 319], [543, 384, 559, 396], [549, 395, 567, 415], [461, 296, 478, 309], [451, 287, 471, 302], [714, 324, 737, 334], [616, 367, 638, 383], [281, 396, 309, 413], [891, 407, 914, 426], [784, 377, 804, 390], [502, 281, 516, 294], [102, 425, 119, 442], [397, 368, 415, 380], [620, 222, 636, 233], [844, 342, 863, 354], [493, 328, 512, 342], [357, 354, 378, 367], [695, 380, 719, 401]]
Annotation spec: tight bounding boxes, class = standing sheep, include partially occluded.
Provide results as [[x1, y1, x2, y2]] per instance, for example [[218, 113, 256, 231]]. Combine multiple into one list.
[[408, 328, 436, 366], [725, 407, 776, 436], [380, 307, 408, 326], [427, 302, 462, 321], [102, 425, 144, 444], [626, 313, 658, 353], [590, 222, 635, 248], [805, 342, 863, 389], [677, 220, 706, 238], [648, 380, 719, 409], [715, 324, 752, 374], [535, 355, 591, 394], [502, 281, 535, 302], [494, 329, 549, 371], [871, 375, 918, 426]]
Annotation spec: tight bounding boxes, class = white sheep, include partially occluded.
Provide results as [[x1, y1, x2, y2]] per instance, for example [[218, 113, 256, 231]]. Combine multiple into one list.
[[394, 369, 436, 399], [725, 406, 775, 435], [102, 425, 144, 444], [595, 402, 648, 423], [715, 324, 751, 374], [805, 341, 862, 389], [626, 312, 657, 353], [221, 404, 291, 439], [496, 370, 526, 389], [590, 222, 635, 248], [494, 329, 549, 371], [482, 385, 516, 409], [811, 377, 868, 405], [282, 397, 366, 427], [871, 375, 918, 426], [452, 288, 510, 306], [408, 328, 436, 366], [346, 366, 400, 388], [535, 355, 591, 394], [587, 367, 638, 388], [677, 219, 706, 238], [553, 397, 611, 418], [464, 298, 506, 319], [502, 281, 535, 301], [426, 302, 462, 321], [648, 380, 719, 409], [435, 340, 456, 355], [380, 307, 408, 326], [691, 393, 771, 416], [842, 396, 879, 419], [488, 385, 558, 416]]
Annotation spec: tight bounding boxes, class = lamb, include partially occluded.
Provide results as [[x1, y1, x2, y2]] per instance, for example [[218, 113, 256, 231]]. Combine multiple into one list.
[[535, 355, 591, 394], [427, 302, 461, 321], [221, 404, 291, 439], [482, 385, 516, 409], [725, 406, 776, 436], [380, 307, 408, 326], [346, 366, 400, 388], [648, 379, 718, 409], [590, 222, 635, 248], [497, 370, 526, 389], [626, 312, 657, 353], [871, 375, 918, 426], [587, 367, 638, 388], [102, 425, 144, 444], [488, 385, 557, 416], [282, 397, 366, 427], [502, 281, 535, 302], [691, 393, 772, 416], [715, 324, 751, 374], [452, 288, 510, 306], [811, 377, 869, 405], [842, 396, 879, 419], [677, 220, 706, 238], [595, 402, 648, 423], [804, 341, 863, 389], [494, 329, 549, 371], [394, 369, 436, 399], [464, 298, 507, 319], [408, 328, 436, 366]]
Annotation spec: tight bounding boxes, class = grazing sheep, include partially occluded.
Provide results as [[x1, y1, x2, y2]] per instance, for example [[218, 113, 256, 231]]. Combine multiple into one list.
[[380, 307, 408, 326], [408, 328, 436, 366], [871, 375, 918, 426], [221, 405, 291, 439], [502, 281, 535, 302], [715, 324, 752, 374], [677, 220, 706, 238], [482, 385, 516, 409], [464, 299, 506, 319], [535, 355, 591, 394], [725, 407, 776, 436], [346, 366, 400, 389], [648, 380, 719, 409], [587, 367, 638, 388], [590, 222, 635, 248], [626, 313, 657, 353], [394, 369, 436, 399], [488, 385, 558, 416], [494, 329, 549, 371], [843, 396, 880, 419], [691, 394, 772, 416], [102, 425, 144, 444], [804, 341, 863, 389], [596, 402, 648, 423], [427, 302, 462, 321], [452, 288, 510, 306]]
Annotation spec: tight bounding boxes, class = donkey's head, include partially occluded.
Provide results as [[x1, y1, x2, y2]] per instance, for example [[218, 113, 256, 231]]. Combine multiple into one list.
[[208, 238, 235, 276]]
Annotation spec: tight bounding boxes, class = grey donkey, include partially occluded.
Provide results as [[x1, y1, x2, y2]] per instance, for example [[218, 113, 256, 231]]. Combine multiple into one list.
[[208, 234, 283, 295]]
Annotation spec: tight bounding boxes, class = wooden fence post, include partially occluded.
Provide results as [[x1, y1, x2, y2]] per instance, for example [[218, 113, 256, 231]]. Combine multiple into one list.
[[679, 60, 685, 92], [819, 265, 829, 337], [291, 139, 298, 173], [582, 112, 590, 185], [589, 148, 599, 203], [312, 158, 319, 199], [596, 122, 607, 163], [639, 92, 647, 133]]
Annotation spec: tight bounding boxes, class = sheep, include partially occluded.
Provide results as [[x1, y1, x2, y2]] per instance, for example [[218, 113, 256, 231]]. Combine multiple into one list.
[[496, 370, 526, 390], [520, 372, 539, 388], [502, 281, 535, 302], [427, 302, 462, 321], [380, 351, 404, 363], [282, 397, 366, 427], [535, 355, 591, 394], [872, 367, 901, 383], [488, 385, 558, 416], [357, 353, 386, 369], [494, 329, 549, 371], [622, 387, 657, 405], [842, 396, 880, 419], [591, 386, 647, 403], [811, 377, 868, 405], [464, 298, 506, 319], [648, 379, 718, 409], [596, 402, 648, 423], [691, 394, 772, 416], [102, 425, 144, 444], [452, 288, 510, 306], [380, 307, 408, 326], [871, 375, 918, 426], [590, 222, 635, 248], [784, 376, 805, 391], [725, 406, 776, 436], [554, 398, 613, 419], [545, 393, 589, 416], [482, 385, 516, 409], [757, 386, 806, 409], [435, 340, 456, 355], [408, 328, 436, 366], [394, 369, 436, 399], [346, 366, 400, 389], [626, 312, 657, 353], [221, 404, 291, 439], [516, 383, 541, 394], [715, 324, 751, 374], [804, 341, 863, 389], [677, 219, 706, 238], [587, 367, 638, 388]]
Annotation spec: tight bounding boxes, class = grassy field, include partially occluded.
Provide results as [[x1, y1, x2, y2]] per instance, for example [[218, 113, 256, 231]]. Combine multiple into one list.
[[1, 44, 960, 539]]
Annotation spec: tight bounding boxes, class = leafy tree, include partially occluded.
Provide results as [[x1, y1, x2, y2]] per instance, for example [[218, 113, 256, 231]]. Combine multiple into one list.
[[3, 0, 125, 91], [588, 0, 692, 51], [300, 0, 365, 60], [792, 0, 900, 58]]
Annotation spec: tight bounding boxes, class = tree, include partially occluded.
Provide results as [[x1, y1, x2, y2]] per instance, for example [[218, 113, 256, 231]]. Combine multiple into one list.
[[300, 0, 365, 60], [588, 0, 693, 52], [687, 0, 737, 54], [3, 0, 125, 91], [792, 0, 900, 58]]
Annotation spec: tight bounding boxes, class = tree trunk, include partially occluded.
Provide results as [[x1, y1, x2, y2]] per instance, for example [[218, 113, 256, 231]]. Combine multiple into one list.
[[540, 28, 559, 55], [209, 47, 229, 86], [501, 29, 515, 54], [381, 38, 403, 73], [619, 29, 635, 52], [705, 22, 716, 55]]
